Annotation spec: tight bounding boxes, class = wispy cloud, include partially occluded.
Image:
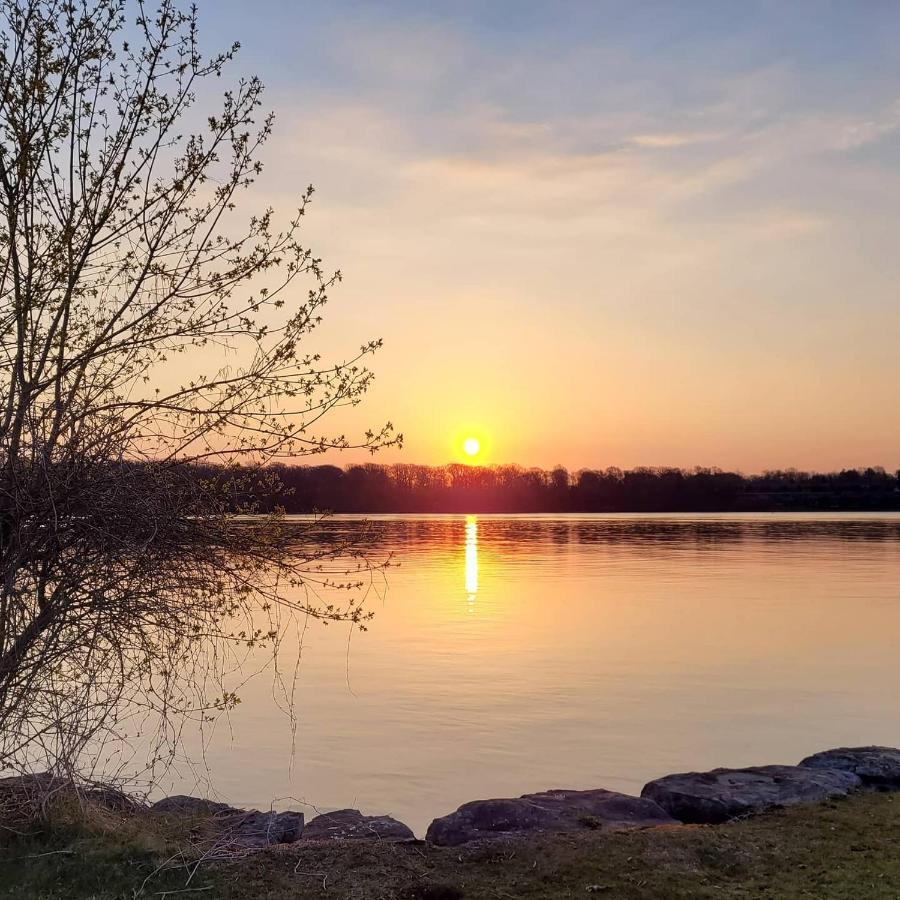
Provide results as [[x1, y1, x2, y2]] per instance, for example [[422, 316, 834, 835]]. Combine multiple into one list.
[[631, 131, 727, 148]]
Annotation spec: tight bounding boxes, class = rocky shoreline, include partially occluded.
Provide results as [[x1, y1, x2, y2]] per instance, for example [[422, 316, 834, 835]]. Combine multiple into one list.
[[4, 745, 899, 850]]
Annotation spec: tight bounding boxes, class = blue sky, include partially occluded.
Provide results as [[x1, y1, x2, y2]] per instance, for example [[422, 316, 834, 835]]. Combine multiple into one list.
[[190, 2, 900, 469]]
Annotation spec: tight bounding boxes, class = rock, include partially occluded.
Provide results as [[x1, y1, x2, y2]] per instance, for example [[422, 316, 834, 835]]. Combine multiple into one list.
[[0, 772, 68, 795], [149, 796, 304, 846], [799, 747, 900, 788], [303, 808, 414, 841], [220, 809, 305, 847], [641, 765, 861, 824], [151, 795, 238, 816], [425, 788, 676, 846], [84, 786, 142, 812]]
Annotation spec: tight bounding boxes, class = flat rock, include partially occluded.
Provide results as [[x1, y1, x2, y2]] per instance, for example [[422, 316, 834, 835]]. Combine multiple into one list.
[[151, 795, 238, 816], [303, 808, 414, 841], [799, 746, 900, 787], [641, 765, 861, 824], [425, 788, 676, 846]]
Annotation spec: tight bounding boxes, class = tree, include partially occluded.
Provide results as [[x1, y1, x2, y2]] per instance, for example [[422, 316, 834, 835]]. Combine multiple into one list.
[[0, 0, 398, 780]]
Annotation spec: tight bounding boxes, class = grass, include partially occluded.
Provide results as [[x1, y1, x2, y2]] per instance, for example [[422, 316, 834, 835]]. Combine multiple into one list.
[[2, 793, 900, 899]]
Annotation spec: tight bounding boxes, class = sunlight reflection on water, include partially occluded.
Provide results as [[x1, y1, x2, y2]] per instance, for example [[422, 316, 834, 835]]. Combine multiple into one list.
[[465, 514, 478, 605]]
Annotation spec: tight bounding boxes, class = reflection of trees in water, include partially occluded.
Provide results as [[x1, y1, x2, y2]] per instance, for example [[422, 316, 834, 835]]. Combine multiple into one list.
[[289, 516, 900, 561]]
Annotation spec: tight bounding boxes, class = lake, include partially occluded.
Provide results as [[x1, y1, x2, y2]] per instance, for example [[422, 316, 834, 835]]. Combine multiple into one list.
[[161, 513, 900, 836]]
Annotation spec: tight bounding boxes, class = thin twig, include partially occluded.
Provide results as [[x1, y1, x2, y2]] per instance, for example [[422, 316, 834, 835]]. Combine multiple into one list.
[[293, 867, 328, 890], [154, 888, 213, 898]]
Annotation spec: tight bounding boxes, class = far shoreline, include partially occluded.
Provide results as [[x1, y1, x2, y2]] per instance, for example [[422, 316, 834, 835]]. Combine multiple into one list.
[[209, 462, 900, 515]]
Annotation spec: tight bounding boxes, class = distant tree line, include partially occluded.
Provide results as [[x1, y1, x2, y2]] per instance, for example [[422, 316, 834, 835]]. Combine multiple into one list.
[[214, 463, 900, 513]]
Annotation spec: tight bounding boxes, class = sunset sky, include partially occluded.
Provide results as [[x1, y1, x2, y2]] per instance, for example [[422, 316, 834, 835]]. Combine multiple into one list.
[[202, 1, 900, 471]]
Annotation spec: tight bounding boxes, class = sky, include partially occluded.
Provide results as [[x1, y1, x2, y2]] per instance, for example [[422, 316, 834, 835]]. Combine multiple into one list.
[[194, 1, 900, 472]]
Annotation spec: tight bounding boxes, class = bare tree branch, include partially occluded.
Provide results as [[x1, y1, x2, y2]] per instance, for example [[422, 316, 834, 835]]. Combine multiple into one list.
[[0, 0, 400, 781]]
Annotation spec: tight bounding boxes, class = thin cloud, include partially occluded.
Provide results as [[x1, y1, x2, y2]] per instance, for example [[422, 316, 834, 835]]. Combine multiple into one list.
[[631, 131, 727, 148]]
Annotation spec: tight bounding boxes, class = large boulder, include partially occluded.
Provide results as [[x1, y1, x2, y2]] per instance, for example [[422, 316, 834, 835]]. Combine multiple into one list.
[[425, 788, 676, 846], [303, 808, 414, 841], [641, 765, 861, 824], [799, 746, 900, 787]]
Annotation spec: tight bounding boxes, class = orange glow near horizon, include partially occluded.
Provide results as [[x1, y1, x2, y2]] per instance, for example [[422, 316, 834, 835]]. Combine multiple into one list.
[[169, 5, 900, 476]]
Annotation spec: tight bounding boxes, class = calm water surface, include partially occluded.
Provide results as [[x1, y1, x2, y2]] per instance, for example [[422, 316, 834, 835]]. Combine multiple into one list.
[[163, 513, 900, 835]]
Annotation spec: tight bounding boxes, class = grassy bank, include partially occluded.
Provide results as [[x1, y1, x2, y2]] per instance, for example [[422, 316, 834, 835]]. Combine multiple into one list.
[[2, 793, 899, 899]]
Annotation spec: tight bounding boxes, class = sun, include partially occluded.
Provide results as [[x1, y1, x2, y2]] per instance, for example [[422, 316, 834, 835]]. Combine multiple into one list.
[[463, 437, 481, 458]]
